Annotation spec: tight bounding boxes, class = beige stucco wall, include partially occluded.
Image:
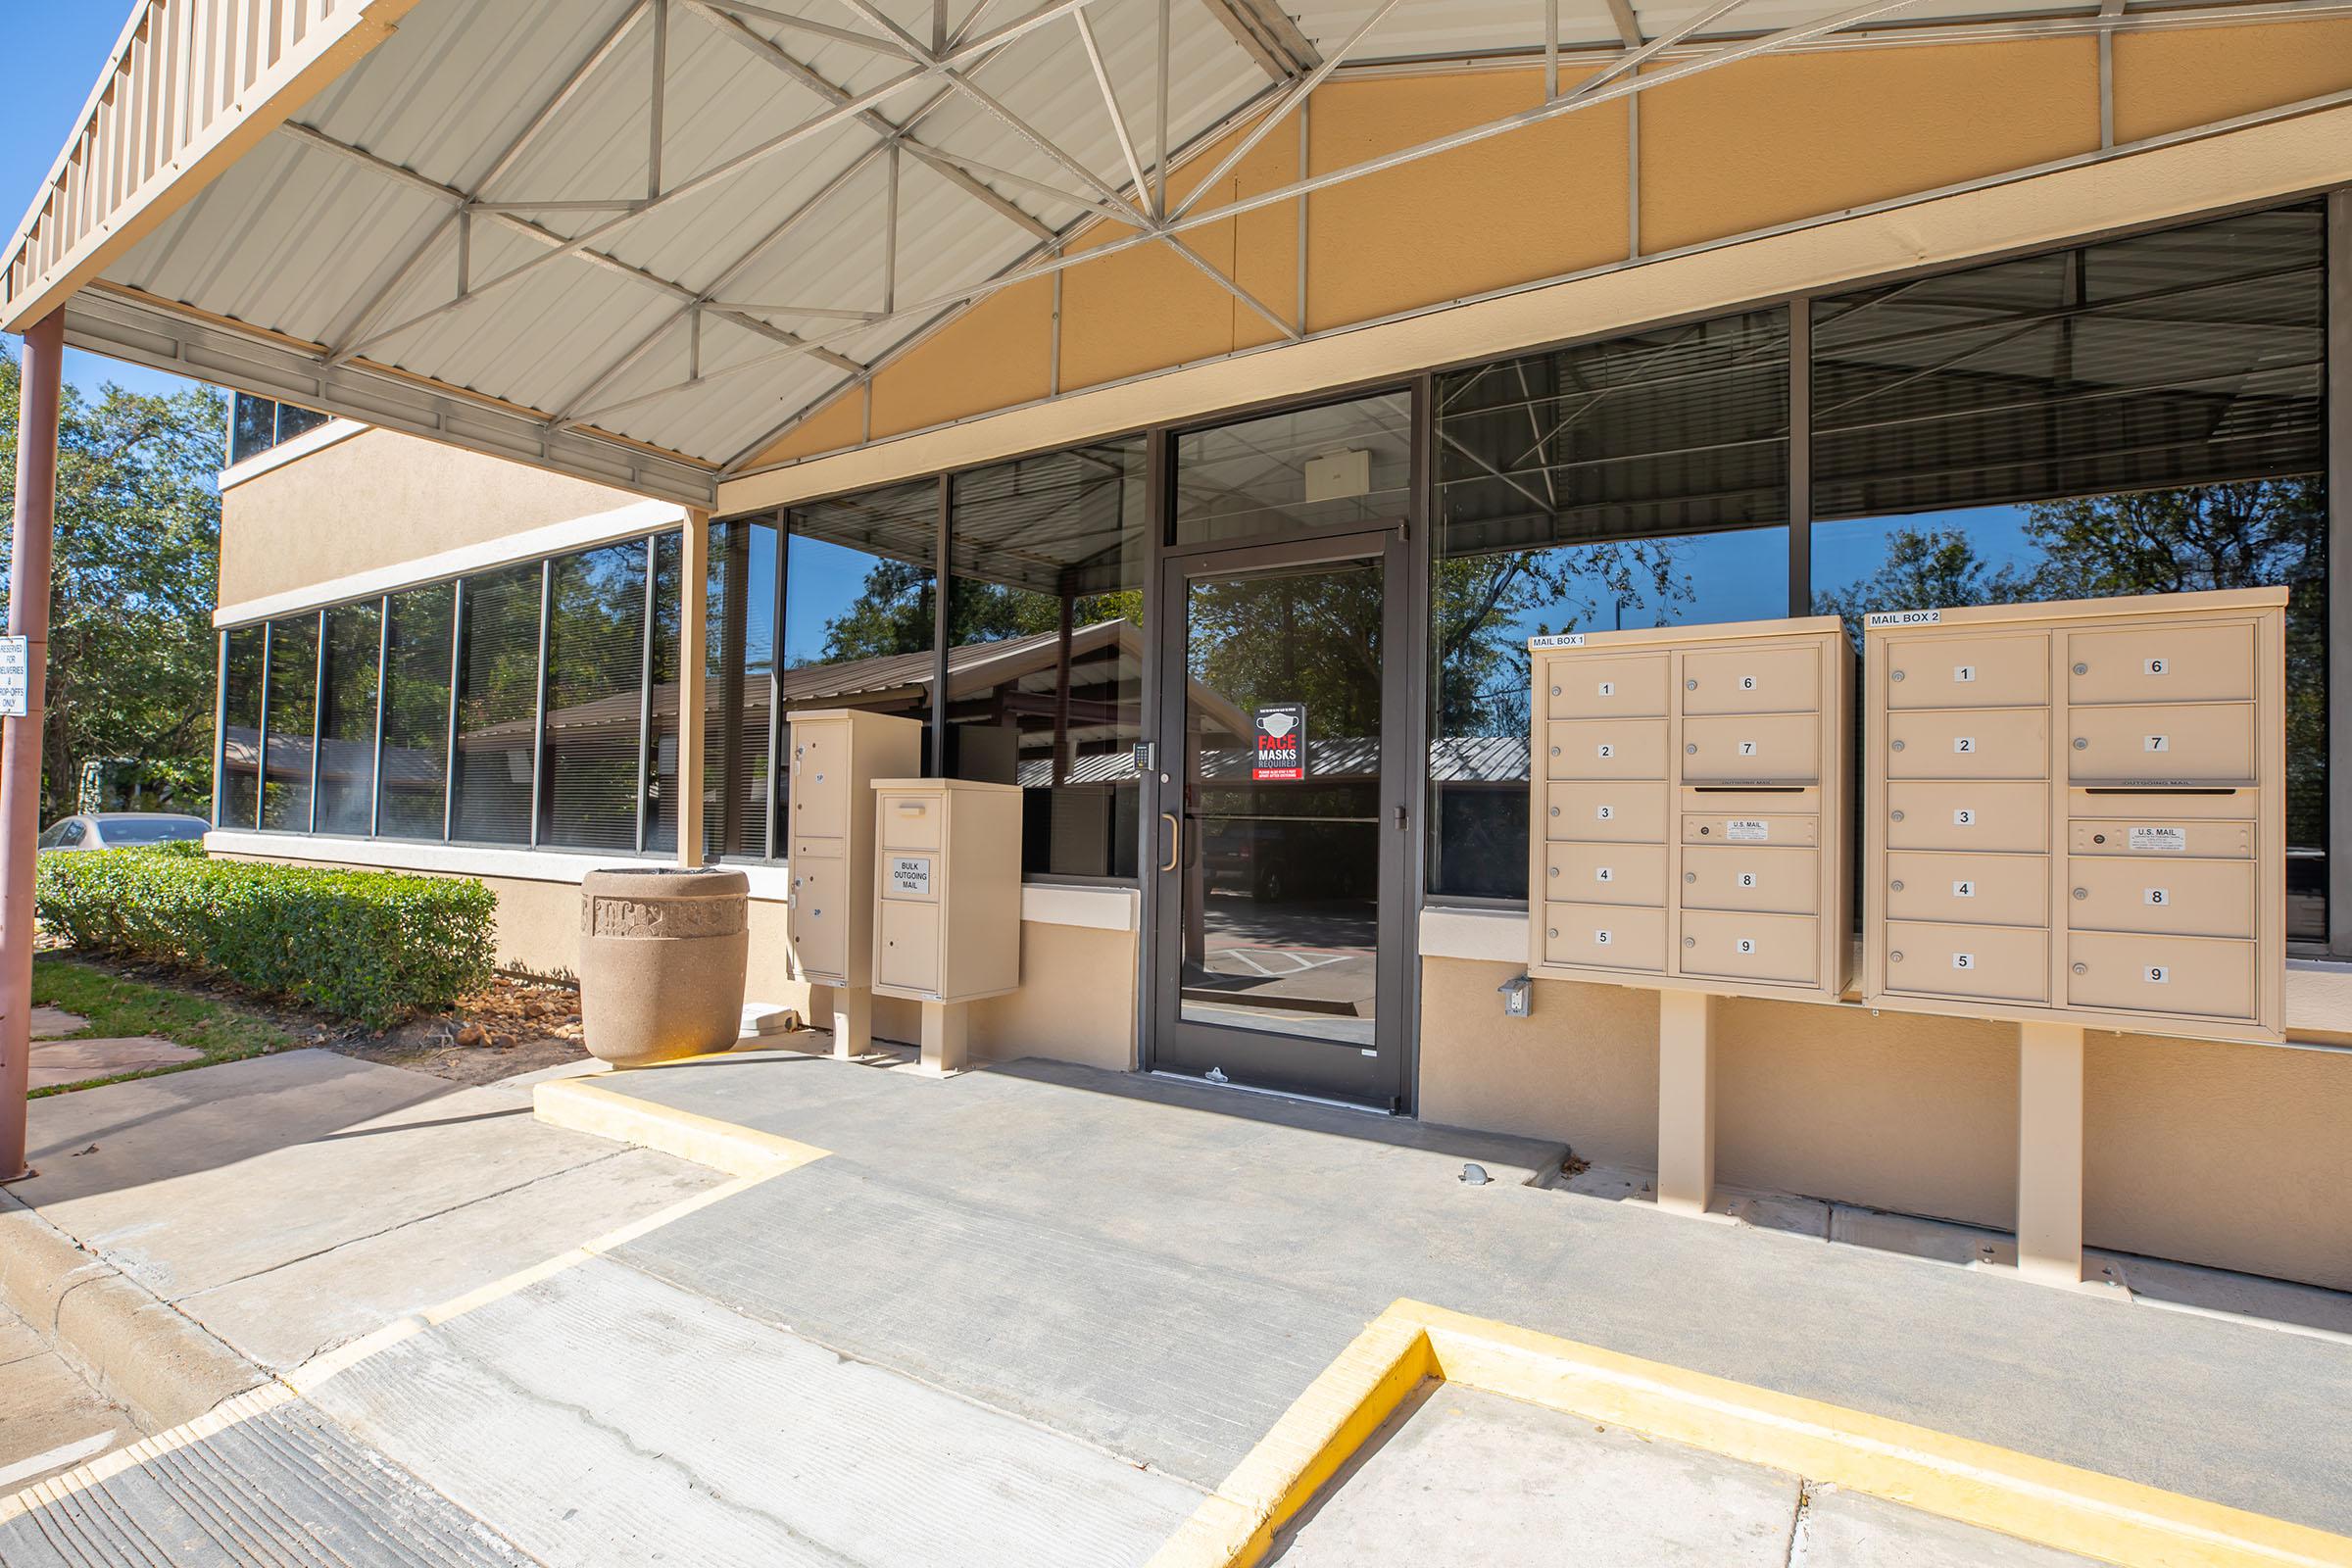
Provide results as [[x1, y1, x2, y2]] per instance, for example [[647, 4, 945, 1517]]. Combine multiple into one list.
[[219, 426, 656, 609], [750, 18, 2351, 472], [1418, 956, 2352, 1291]]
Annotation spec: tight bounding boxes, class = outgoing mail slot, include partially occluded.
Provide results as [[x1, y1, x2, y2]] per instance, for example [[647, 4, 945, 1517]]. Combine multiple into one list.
[[789, 857, 850, 980], [1885, 851, 2046, 927], [1542, 902, 1667, 972], [1883, 921, 2047, 1004], [876, 900, 941, 995], [1886, 709, 2047, 780], [1885, 782, 2049, 854], [1678, 909, 1817, 986], [2067, 857, 2255, 940], [2068, 818, 2253, 859], [1680, 845, 1818, 914], [2068, 704, 2253, 784], [2067, 622, 2253, 706], [1544, 843, 1667, 906], [1682, 813, 1818, 849], [1885, 633, 2048, 710], [1682, 713, 1818, 784], [2068, 932, 2252, 1020], [1545, 717, 1669, 781], [1544, 654, 1669, 719], [1682, 646, 1819, 715], [1546, 784, 1668, 843], [876, 792, 944, 849]]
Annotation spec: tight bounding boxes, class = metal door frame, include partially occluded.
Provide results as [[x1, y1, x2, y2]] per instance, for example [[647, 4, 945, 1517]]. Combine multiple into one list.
[[1141, 526, 1416, 1109]]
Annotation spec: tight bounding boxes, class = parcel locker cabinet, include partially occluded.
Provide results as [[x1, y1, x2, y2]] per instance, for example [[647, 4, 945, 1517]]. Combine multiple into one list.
[[1861, 588, 2287, 1044], [869, 778, 1023, 1004], [1526, 617, 1854, 1004], [784, 710, 922, 989]]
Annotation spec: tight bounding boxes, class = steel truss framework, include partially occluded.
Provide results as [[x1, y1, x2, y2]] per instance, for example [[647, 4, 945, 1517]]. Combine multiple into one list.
[[32, 0, 2352, 508]]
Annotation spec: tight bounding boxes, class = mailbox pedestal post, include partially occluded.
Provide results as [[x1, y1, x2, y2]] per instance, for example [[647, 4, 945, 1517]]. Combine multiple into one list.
[[919, 1001, 969, 1077], [2016, 1020, 2086, 1286], [1656, 990, 1719, 1216]]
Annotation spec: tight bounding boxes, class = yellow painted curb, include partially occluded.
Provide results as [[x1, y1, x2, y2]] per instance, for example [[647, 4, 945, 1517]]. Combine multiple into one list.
[[531, 1075, 830, 1179], [1153, 1299, 2352, 1568]]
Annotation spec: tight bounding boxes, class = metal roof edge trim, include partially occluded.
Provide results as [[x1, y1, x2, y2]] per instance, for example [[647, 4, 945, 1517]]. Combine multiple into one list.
[[66, 285, 717, 509], [4, 0, 427, 335], [713, 92, 2352, 519]]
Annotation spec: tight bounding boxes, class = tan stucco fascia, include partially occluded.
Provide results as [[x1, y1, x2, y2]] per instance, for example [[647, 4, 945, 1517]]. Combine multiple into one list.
[[717, 102, 2352, 517]]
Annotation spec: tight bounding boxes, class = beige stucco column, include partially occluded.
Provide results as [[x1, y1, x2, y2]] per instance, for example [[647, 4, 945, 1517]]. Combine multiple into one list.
[[676, 509, 709, 868], [2016, 1020, 2086, 1286], [1656, 990, 1718, 1217]]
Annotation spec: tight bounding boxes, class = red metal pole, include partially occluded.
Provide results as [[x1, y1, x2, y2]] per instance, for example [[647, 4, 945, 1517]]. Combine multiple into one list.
[[1, 312, 63, 1182]]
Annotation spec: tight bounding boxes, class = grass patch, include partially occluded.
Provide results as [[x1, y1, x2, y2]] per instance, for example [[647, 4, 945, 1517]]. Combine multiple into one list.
[[27, 953, 300, 1097]]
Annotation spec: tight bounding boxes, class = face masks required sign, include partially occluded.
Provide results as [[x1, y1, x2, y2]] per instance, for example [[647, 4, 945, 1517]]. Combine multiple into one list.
[[1252, 704, 1305, 781]]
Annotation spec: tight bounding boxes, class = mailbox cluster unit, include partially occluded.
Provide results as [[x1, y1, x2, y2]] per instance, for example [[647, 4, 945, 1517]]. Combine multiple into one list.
[[784, 709, 921, 1005], [1525, 616, 1855, 1003], [1862, 588, 2287, 1044], [868, 777, 1024, 1006]]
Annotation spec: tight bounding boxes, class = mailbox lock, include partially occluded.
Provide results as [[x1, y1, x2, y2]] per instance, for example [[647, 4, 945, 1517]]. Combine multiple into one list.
[[1889, 951, 1904, 962], [2073, 737, 2088, 750], [1686, 678, 1698, 691], [1889, 809, 1905, 822], [1549, 806, 1560, 817], [1683, 871, 1696, 884], [1550, 745, 1561, 757], [2073, 887, 2088, 901], [2074, 662, 2089, 675], [1547, 866, 1559, 878], [1891, 739, 1905, 752], [2073, 962, 2088, 975], [1550, 684, 1561, 696], [1683, 937, 1696, 949], [1686, 743, 1698, 755], [1697, 825, 1711, 836], [2092, 832, 2106, 843], [1889, 880, 1904, 892], [1890, 669, 1905, 682], [1547, 927, 1559, 939]]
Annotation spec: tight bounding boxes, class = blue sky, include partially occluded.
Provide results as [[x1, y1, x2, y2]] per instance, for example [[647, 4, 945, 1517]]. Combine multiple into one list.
[[1, 6, 206, 401]]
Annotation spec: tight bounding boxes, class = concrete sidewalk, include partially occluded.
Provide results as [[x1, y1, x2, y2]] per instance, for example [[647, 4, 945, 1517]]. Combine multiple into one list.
[[5, 1042, 2349, 1565]]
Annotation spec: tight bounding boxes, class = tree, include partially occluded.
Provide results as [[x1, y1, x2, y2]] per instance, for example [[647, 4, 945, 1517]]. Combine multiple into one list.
[[0, 348, 226, 819]]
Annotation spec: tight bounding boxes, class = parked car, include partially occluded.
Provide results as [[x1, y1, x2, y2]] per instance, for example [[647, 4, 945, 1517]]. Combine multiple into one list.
[[36, 812, 210, 853]]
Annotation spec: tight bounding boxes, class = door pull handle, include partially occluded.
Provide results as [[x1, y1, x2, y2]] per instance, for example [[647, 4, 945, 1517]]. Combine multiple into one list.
[[1159, 812, 1180, 872]]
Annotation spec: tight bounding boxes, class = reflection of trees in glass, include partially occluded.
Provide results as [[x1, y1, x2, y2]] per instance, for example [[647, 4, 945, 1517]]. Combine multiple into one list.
[[1189, 567, 1383, 742], [822, 558, 1142, 662], [1814, 480, 2326, 855], [1436, 539, 1690, 739]]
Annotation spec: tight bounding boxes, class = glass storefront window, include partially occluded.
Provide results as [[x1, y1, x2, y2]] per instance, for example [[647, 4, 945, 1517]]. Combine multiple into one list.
[[948, 439, 1149, 879], [705, 518, 778, 860], [450, 564, 543, 845], [1429, 308, 1792, 899], [542, 542, 649, 852], [378, 583, 455, 840], [316, 601, 381, 835], [780, 479, 940, 786], [1810, 204, 2328, 940], [260, 613, 318, 831], [217, 625, 263, 828], [1174, 392, 1413, 544]]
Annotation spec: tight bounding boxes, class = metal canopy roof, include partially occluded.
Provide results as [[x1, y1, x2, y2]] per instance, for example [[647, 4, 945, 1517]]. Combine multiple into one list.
[[7, 0, 2334, 510]]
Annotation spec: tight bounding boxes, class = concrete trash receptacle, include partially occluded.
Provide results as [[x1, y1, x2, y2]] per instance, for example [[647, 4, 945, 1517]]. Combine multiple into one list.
[[578, 866, 751, 1067]]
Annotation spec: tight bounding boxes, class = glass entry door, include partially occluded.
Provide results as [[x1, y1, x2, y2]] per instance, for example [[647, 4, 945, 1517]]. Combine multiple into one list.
[[1149, 530, 1411, 1108]]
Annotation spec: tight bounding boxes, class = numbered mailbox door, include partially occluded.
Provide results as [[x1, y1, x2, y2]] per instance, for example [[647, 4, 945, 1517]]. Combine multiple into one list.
[[1681, 714, 1820, 784], [1680, 845, 1819, 914], [1886, 709, 2048, 780], [1678, 909, 1818, 986], [1681, 647, 1820, 715], [1545, 785, 1669, 844], [2067, 623, 2254, 706], [1885, 782, 2050, 854], [791, 726, 851, 837], [1544, 655, 1670, 719], [1883, 922, 2049, 1004], [1543, 843, 1668, 906], [2068, 933, 2253, 1020], [1541, 903, 1667, 972], [2067, 857, 2255, 940], [1545, 718, 1669, 781], [1884, 851, 2046, 927], [789, 857, 850, 980], [1884, 634, 2049, 710], [2068, 705, 2254, 783]]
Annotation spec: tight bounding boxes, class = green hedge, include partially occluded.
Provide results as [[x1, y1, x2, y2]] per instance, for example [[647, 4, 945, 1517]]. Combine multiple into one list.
[[35, 842, 497, 1028]]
